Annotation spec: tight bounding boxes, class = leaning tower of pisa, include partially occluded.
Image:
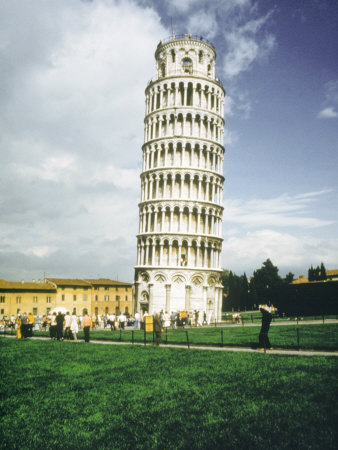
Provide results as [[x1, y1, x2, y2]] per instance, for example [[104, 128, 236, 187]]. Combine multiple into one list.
[[134, 34, 225, 320]]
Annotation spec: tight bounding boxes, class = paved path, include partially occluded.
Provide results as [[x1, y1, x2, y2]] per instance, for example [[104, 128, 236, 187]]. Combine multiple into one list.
[[1, 335, 337, 357]]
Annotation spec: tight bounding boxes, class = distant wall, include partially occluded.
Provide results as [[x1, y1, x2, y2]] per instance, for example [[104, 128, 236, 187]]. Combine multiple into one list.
[[276, 281, 338, 316]]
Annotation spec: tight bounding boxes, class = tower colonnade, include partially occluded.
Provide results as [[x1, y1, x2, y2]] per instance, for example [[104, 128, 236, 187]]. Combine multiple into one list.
[[140, 170, 224, 204], [142, 140, 224, 174], [134, 35, 225, 319]]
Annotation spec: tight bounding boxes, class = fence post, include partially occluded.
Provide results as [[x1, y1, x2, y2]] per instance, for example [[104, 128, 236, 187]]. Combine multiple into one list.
[[132, 330, 134, 344], [296, 328, 300, 350], [186, 330, 190, 348], [251, 315, 253, 323], [144, 329, 146, 346], [221, 329, 224, 347], [322, 316, 325, 324], [242, 317, 245, 326], [165, 327, 168, 345], [119, 329, 122, 342]]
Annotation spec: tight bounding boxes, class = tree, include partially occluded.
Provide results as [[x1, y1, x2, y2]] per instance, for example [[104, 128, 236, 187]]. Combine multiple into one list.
[[320, 262, 327, 281], [284, 272, 295, 284], [250, 259, 283, 305]]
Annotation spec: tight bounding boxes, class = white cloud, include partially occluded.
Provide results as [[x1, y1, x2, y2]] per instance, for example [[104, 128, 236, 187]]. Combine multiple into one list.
[[223, 190, 334, 229], [222, 230, 338, 276], [0, 0, 167, 281], [318, 107, 338, 119], [222, 12, 276, 78], [187, 11, 218, 40], [318, 79, 338, 119]]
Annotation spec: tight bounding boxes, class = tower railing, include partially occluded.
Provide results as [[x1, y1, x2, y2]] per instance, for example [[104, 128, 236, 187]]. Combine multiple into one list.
[[157, 34, 215, 49]]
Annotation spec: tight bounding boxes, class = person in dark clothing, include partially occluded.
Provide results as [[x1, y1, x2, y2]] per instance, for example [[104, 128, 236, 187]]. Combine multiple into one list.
[[153, 313, 163, 346], [258, 305, 273, 350], [56, 312, 64, 341]]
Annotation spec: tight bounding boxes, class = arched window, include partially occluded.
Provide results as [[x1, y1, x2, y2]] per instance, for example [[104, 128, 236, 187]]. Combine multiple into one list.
[[171, 49, 176, 62], [199, 51, 203, 63], [161, 63, 166, 77], [182, 58, 193, 74]]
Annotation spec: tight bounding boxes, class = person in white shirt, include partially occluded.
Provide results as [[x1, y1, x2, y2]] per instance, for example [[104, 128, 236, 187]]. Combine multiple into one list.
[[64, 312, 72, 340], [134, 312, 140, 329], [118, 312, 127, 330]]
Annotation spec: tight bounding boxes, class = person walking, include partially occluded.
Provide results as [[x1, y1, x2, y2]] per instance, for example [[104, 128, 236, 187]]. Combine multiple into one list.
[[50, 312, 57, 339], [21, 312, 29, 338], [70, 311, 79, 341], [258, 305, 273, 350], [64, 312, 72, 340], [56, 312, 64, 341], [82, 310, 92, 343], [27, 312, 35, 337], [134, 311, 140, 329], [153, 313, 163, 346], [16, 311, 22, 339]]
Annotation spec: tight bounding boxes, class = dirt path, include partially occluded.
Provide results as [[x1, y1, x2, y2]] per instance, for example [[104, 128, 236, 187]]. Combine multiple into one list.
[[2, 335, 337, 357]]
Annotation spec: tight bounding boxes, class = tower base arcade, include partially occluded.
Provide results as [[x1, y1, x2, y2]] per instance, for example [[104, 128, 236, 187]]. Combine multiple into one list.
[[134, 267, 223, 321]]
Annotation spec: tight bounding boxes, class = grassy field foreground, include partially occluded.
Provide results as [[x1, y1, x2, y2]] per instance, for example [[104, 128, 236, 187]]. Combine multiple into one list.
[[0, 339, 337, 450]]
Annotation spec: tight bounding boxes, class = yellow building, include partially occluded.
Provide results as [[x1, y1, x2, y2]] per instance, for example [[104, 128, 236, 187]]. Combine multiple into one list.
[[0, 277, 133, 319], [84, 279, 133, 317], [0, 279, 57, 317]]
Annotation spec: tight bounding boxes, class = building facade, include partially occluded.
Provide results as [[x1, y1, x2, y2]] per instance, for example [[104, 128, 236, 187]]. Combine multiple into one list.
[[0, 278, 133, 318], [134, 34, 225, 319]]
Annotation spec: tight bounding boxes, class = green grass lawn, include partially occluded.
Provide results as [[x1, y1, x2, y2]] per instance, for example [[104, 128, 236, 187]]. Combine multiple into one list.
[[0, 338, 337, 449], [7, 323, 337, 350]]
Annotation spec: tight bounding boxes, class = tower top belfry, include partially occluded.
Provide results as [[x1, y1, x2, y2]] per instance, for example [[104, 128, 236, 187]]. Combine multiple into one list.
[[134, 34, 226, 320]]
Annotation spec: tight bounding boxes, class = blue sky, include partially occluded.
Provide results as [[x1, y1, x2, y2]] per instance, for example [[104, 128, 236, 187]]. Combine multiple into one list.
[[0, 0, 337, 282]]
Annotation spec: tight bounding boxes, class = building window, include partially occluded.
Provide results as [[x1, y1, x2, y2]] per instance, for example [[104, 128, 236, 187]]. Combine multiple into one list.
[[0, 308, 4, 314], [171, 49, 175, 62], [125, 295, 128, 301], [125, 287, 128, 292], [33, 307, 38, 315], [116, 295, 120, 301], [94, 287, 98, 290], [83, 294, 87, 301], [0, 296, 5, 303], [62, 294, 65, 301], [182, 58, 192, 73], [95, 295, 98, 302], [46, 307, 51, 314], [115, 287, 118, 292], [73, 295, 77, 301], [46, 297, 51, 304], [105, 307, 109, 314], [105, 287, 109, 291], [16, 297, 21, 304], [33, 296, 38, 303], [199, 50, 203, 63], [105, 295, 109, 301]]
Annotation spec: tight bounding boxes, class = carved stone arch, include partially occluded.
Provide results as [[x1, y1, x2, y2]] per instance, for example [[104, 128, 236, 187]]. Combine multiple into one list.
[[191, 274, 204, 286], [207, 275, 217, 286], [140, 271, 150, 283], [154, 272, 167, 283], [140, 290, 149, 302], [171, 272, 186, 284]]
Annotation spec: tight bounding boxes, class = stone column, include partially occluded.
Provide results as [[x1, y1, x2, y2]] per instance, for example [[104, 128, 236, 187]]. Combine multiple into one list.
[[203, 285, 208, 314], [149, 283, 154, 314], [185, 285, 191, 311], [165, 284, 171, 313], [134, 281, 141, 314]]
